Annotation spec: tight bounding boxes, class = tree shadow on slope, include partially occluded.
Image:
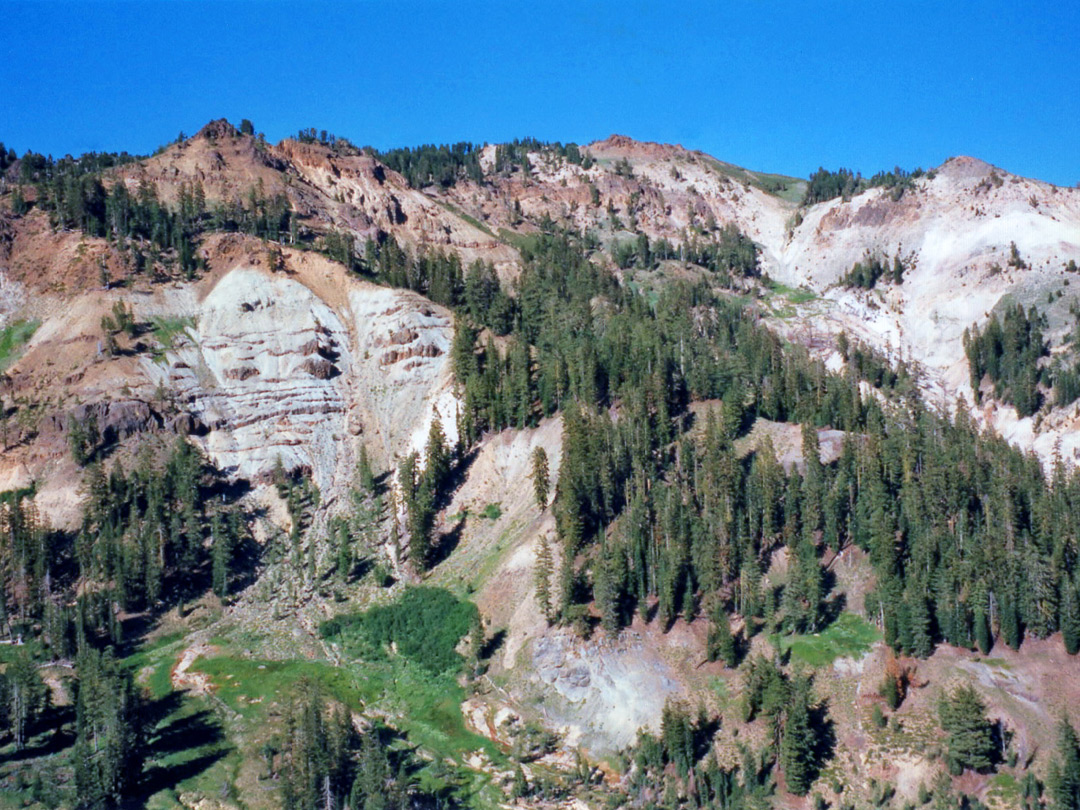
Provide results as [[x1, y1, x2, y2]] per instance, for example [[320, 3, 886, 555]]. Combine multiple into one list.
[[139, 693, 229, 801], [428, 521, 464, 569], [437, 447, 479, 514], [809, 697, 837, 783]]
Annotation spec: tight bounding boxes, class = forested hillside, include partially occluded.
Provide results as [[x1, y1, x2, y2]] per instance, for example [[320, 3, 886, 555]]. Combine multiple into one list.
[[0, 121, 1077, 809]]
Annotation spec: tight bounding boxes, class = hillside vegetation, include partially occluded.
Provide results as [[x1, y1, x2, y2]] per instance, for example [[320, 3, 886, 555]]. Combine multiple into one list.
[[0, 120, 1077, 809]]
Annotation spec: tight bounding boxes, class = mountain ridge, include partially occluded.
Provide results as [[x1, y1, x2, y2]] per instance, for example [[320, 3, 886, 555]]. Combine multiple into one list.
[[0, 120, 1079, 809]]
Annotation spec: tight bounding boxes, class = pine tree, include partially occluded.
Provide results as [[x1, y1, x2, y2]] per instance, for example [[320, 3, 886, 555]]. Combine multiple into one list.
[[74, 647, 144, 808], [800, 424, 824, 538], [1000, 593, 1023, 651], [661, 700, 695, 779], [6, 650, 45, 752], [594, 547, 625, 638], [469, 613, 486, 678], [357, 444, 375, 493], [557, 539, 577, 623], [707, 605, 738, 668], [334, 518, 352, 585], [1062, 582, 1080, 656], [938, 685, 997, 773], [534, 534, 553, 624], [424, 417, 451, 494], [211, 511, 231, 598], [880, 673, 901, 710], [531, 447, 550, 510], [1049, 715, 1080, 810], [975, 600, 993, 655], [780, 674, 817, 795], [510, 764, 529, 799], [908, 588, 934, 658]]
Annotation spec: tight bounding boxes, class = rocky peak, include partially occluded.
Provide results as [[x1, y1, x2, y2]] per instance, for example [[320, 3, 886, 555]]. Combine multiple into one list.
[[196, 117, 241, 141]]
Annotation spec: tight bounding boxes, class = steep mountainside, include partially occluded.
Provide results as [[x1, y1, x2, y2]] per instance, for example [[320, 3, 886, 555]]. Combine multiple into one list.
[[0, 122, 1079, 810]]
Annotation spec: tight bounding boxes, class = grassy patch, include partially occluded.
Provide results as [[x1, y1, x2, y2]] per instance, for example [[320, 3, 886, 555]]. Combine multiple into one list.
[[194, 655, 376, 718], [192, 650, 497, 765], [433, 199, 496, 238], [0, 319, 39, 370], [700, 156, 806, 202], [766, 279, 817, 305], [497, 228, 541, 254], [986, 772, 1022, 809], [775, 612, 881, 667], [480, 502, 502, 521], [456, 212, 495, 239], [150, 315, 196, 350], [125, 631, 186, 699], [748, 172, 808, 204], [975, 657, 1013, 670]]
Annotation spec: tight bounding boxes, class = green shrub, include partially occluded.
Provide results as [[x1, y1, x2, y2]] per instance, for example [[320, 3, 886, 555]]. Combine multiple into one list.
[[872, 704, 887, 729], [321, 586, 478, 674], [0, 319, 39, 370]]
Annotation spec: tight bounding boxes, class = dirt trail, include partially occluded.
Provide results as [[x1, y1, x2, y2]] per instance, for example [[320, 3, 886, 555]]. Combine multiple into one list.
[[171, 643, 215, 695]]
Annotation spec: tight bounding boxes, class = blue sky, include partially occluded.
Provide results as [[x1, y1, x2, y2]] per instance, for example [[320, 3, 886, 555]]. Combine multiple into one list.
[[4, 1, 1078, 185]]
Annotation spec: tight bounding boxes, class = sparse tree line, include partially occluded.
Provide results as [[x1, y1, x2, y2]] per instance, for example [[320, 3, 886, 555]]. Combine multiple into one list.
[[611, 224, 760, 282], [6, 149, 294, 280], [364, 136, 591, 190], [839, 252, 906, 289], [963, 302, 1080, 415], [803, 164, 933, 205], [2, 438, 248, 652], [274, 679, 448, 810]]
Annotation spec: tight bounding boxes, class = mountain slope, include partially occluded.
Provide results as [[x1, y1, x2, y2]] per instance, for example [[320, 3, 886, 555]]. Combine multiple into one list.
[[1, 124, 1079, 810]]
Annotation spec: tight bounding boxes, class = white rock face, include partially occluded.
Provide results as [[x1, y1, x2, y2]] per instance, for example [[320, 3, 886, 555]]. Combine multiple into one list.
[[531, 631, 682, 753], [154, 266, 457, 498], [192, 267, 350, 490], [778, 160, 1080, 372], [767, 159, 1080, 466], [345, 284, 459, 464]]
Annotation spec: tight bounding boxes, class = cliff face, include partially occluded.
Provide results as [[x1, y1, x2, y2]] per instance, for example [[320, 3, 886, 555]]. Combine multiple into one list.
[[0, 231, 457, 531]]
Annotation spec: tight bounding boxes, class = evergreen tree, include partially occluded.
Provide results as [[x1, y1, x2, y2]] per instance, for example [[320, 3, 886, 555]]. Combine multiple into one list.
[[594, 547, 625, 638], [210, 511, 231, 598], [938, 685, 997, 773], [707, 604, 738, 667], [280, 679, 353, 810], [660, 700, 695, 779], [74, 647, 144, 808], [1049, 715, 1080, 810], [532, 446, 550, 510], [780, 674, 817, 796], [1062, 582, 1080, 656], [975, 599, 993, 655], [468, 613, 486, 678], [423, 416, 451, 495], [334, 518, 352, 585], [534, 534, 553, 624], [1000, 592, 1023, 651], [357, 444, 376, 493], [5, 650, 45, 752]]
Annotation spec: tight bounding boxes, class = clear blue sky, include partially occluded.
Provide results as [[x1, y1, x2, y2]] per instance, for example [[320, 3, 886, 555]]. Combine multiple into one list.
[[4, 1, 1078, 185]]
